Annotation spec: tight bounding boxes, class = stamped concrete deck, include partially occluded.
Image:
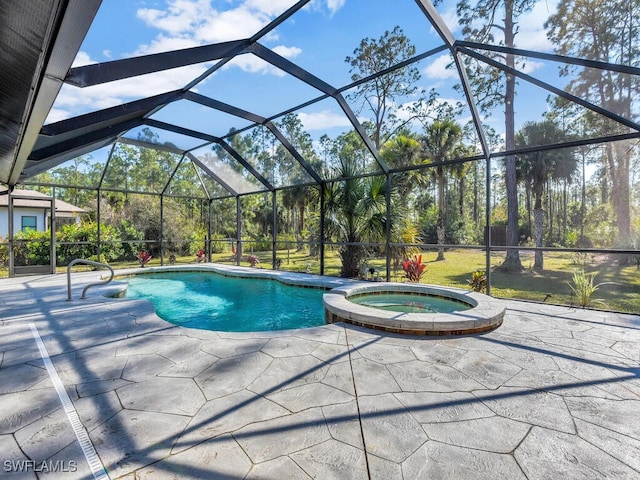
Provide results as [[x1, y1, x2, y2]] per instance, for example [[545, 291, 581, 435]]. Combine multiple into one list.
[[0, 266, 639, 479]]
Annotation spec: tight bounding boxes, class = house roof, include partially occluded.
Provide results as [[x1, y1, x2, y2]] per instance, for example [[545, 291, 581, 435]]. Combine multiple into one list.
[[0, 187, 87, 214]]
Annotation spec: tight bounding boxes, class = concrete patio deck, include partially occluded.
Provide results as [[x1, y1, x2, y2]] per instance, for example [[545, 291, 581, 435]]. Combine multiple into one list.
[[1, 267, 639, 479]]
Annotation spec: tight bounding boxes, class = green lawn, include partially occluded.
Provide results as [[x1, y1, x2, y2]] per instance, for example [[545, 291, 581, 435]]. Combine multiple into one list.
[[2, 248, 638, 314], [212, 247, 640, 314]]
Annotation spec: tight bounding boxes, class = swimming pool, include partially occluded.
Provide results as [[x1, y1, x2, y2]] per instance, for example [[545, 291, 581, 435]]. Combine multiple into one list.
[[324, 283, 505, 335], [350, 292, 471, 314], [124, 271, 326, 332]]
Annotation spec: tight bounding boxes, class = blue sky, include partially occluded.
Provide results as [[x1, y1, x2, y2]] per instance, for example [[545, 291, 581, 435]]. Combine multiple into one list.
[[48, 0, 563, 150]]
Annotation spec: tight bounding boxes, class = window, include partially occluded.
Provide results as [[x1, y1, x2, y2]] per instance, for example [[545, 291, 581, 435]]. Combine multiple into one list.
[[21, 216, 37, 232]]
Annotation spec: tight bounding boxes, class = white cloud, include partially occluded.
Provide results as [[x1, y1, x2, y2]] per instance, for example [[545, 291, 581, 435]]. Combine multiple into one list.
[[423, 54, 458, 80], [47, 64, 208, 123], [136, 0, 276, 45], [71, 51, 95, 67], [521, 60, 544, 75], [46, 107, 73, 124], [298, 110, 352, 130], [133, 1, 300, 60], [272, 45, 302, 59], [59, 1, 308, 118], [134, 35, 200, 56], [516, 1, 556, 51], [305, 0, 346, 16], [326, 0, 346, 15], [224, 44, 301, 76], [245, 0, 300, 17], [136, 0, 214, 36], [226, 54, 286, 76], [437, 7, 461, 36], [195, 6, 269, 43]]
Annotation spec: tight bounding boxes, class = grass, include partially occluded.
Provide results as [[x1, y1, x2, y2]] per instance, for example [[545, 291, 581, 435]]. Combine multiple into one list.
[[226, 247, 640, 314], [2, 248, 638, 314]]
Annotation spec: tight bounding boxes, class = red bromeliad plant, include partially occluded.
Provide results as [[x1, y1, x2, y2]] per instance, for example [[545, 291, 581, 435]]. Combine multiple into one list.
[[137, 250, 152, 267], [402, 255, 427, 282], [247, 254, 260, 267]]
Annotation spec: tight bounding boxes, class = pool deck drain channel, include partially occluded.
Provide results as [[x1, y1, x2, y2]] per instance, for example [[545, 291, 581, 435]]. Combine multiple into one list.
[[30, 323, 110, 480]]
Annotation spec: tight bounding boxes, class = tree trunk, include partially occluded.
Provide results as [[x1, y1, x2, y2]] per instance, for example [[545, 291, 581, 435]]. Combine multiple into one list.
[[299, 202, 305, 234], [458, 174, 465, 216], [580, 152, 586, 242], [547, 181, 553, 242], [473, 163, 479, 224], [562, 180, 567, 241], [500, 0, 523, 272], [533, 207, 544, 270], [609, 141, 631, 241], [436, 225, 445, 260], [340, 244, 365, 278], [525, 184, 532, 240], [437, 166, 445, 260]]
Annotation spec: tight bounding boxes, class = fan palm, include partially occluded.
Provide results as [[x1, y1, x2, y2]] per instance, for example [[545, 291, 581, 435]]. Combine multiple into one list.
[[422, 119, 463, 261], [323, 156, 394, 278], [516, 120, 577, 269]]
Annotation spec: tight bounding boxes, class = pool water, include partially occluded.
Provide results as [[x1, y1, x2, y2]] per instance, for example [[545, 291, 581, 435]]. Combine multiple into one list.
[[124, 272, 326, 332], [350, 293, 471, 314]]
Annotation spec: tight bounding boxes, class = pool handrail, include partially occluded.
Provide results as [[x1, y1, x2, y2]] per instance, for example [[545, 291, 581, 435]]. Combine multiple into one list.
[[67, 259, 114, 300]]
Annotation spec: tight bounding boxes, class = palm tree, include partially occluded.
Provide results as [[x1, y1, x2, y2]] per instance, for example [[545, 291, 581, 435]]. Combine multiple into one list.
[[422, 119, 463, 261], [516, 120, 577, 270], [381, 134, 426, 273], [281, 184, 312, 244], [323, 156, 393, 278], [380, 134, 424, 202]]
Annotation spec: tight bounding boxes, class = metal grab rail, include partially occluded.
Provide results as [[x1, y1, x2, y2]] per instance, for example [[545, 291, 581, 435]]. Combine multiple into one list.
[[67, 259, 114, 300]]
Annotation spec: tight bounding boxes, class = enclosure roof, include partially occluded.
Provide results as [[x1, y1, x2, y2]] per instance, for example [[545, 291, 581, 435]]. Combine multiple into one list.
[[0, 0, 100, 187], [1, 0, 639, 193]]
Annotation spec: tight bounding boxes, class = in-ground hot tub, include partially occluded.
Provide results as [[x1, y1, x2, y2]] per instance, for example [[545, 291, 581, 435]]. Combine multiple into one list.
[[323, 282, 505, 335]]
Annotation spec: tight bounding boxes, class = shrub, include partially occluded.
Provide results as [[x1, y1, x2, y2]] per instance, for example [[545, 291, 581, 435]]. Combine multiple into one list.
[[402, 254, 427, 282], [247, 254, 260, 267], [57, 222, 123, 265], [0, 236, 9, 266], [567, 269, 613, 308], [116, 219, 144, 259], [14, 229, 50, 265], [467, 270, 487, 293]]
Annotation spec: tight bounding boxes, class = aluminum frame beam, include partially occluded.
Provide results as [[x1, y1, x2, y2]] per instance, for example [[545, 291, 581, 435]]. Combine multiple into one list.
[[40, 90, 183, 137], [250, 42, 390, 174], [460, 46, 640, 133], [184, 92, 267, 124], [457, 41, 640, 76], [30, 118, 144, 162], [66, 40, 251, 87], [183, 0, 313, 92], [186, 91, 324, 184], [132, 119, 275, 192], [187, 152, 239, 198]]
